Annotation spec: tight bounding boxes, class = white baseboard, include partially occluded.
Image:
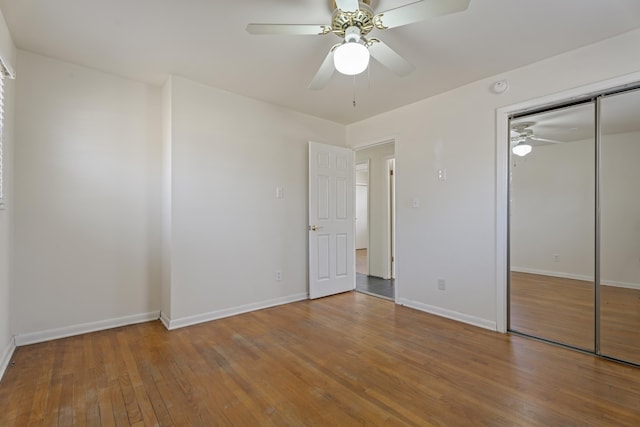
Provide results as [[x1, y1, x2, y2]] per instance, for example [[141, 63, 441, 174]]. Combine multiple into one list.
[[0, 337, 16, 381], [511, 266, 593, 282], [14, 311, 160, 346], [166, 293, 308, 330], [511, 267, 640, 290], [398, 298, 497, 332], [160, 311, 171, 330], [601, 279, 640, 291]]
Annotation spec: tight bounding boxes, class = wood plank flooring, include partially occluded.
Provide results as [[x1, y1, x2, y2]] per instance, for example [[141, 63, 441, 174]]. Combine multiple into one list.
[[1, 291, 640, 426], [510, 271, 640, 363]]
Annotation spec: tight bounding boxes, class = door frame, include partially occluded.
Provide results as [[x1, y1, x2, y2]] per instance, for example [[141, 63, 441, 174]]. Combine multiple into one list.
[[355, 161, 370, 275], [353, 139, 397, 301], [386, 156, 396, 280]]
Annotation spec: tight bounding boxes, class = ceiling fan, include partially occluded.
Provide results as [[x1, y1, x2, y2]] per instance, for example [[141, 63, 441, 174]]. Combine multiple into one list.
[[246, 0, 471, 90], [510, 122, 563, 156]]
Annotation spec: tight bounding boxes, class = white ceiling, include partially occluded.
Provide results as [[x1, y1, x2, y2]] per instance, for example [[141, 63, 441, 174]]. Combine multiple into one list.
[[2, 0, 640, 124]]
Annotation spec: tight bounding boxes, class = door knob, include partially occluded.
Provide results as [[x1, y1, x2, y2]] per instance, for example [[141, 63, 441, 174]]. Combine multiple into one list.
[[309, 225, 323, 231]]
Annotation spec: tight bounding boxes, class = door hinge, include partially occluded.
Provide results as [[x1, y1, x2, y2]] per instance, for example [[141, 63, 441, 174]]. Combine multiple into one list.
[[390, 169, 394, 176]]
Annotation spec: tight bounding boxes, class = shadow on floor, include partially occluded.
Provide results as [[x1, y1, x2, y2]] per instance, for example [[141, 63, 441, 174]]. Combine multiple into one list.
[[356, 273, 394, 300]]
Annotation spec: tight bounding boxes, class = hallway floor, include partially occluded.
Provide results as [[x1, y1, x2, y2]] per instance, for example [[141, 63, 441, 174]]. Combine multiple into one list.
[[356, 273, 394, 300]]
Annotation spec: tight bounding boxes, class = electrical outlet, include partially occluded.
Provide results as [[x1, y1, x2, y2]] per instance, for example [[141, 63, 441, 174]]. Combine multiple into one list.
[[553, 254, 560, 262], [437, 169, 447, 181], [437, 278, 446, 291], [275, 270, 282, 281]]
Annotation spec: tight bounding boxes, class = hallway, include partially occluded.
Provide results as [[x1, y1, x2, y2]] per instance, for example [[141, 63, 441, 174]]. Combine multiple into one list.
[[355, 249, 394, 300]]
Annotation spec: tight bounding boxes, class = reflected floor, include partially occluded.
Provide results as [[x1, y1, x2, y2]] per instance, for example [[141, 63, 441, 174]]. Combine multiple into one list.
[[356, 273, 394, 300], [510, 271, 640, 364]]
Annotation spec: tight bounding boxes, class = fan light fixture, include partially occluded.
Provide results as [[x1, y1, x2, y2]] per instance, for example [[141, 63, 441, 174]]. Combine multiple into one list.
[[333, 26, 369, 75], [512, 142, 532, 157]]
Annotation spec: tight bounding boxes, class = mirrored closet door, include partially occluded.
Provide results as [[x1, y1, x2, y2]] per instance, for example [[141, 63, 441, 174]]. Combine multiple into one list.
[[599, 89, 640, 365], [509, 87, 640, 366], [509, 103, 596, 351]]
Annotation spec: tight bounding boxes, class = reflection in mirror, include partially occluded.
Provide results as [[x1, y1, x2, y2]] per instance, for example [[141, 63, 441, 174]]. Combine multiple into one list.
[[599, 90, 640, 365], [509, 103, 595, 351]]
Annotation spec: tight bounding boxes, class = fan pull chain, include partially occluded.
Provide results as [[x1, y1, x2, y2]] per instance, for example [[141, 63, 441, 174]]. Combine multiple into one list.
[[353, 75, 357, 108]]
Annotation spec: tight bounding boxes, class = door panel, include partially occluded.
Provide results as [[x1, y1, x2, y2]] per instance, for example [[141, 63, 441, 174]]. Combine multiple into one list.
[[309, 142, 355, 299], [509, 103, 596, 351], [599, 90, 640, 364]]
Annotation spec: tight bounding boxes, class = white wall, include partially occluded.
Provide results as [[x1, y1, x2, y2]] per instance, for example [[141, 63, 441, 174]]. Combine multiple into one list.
[[167, 76, 345, 326], [346, 29, 640, 329], [355, 184, 368, 250], [0, 7, 15, 378], [355, 142, 395, 278], [12, 51, 162, 341]]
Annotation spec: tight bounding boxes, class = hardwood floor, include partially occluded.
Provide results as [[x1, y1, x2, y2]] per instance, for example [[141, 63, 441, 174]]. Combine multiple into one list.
[[510, 271, 640, 363], [2, 292, 640, 426]]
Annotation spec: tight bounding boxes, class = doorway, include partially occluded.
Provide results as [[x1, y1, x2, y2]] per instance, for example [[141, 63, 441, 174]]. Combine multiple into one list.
[[354, 142, 396, 301], [508, 86, 640, 366]]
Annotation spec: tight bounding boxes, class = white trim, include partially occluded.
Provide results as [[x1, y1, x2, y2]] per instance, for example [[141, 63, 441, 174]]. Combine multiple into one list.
[[496, 106, 509, 333], [352, 136, 397, 152], [160, 311, 171, 330], [495, 70, 640, 335], [398, 298, 497, 331], [14, 311, 160, 346], [0, 336, 15, 380], [601, 280, 640, 291], [167, 293, 308, 330], [511, 266, 593, 282], [511, 267, 640, 290]]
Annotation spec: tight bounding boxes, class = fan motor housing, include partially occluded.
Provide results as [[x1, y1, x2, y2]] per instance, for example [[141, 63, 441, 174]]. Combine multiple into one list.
[[331, 1, 375, 37]]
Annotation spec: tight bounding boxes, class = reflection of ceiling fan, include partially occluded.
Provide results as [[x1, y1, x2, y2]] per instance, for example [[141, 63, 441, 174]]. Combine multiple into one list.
[[246, 0, 471, 89], [510, 121, 562, 156]]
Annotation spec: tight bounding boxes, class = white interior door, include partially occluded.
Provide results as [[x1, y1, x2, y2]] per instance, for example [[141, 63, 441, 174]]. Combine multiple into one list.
[[308, 141, 355, 299]]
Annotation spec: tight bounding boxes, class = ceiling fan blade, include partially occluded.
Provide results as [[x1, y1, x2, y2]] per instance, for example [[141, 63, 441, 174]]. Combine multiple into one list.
[[531, 136, 563, 144], [335, 0, 360, 12], [375, 0, 470, 30], [368, 40, 415, 77], [309, 48, 338, 90], [246, 24, 331, 36]]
